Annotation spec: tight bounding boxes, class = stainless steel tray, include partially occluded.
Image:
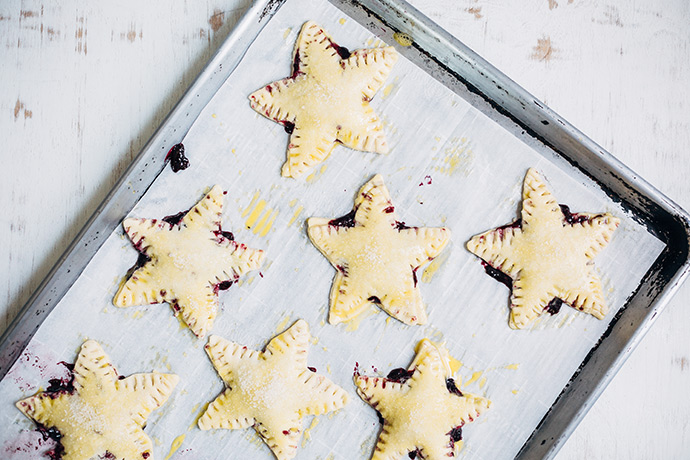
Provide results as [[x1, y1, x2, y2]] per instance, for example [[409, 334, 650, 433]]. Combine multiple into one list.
[[2, 0, 689, 459]]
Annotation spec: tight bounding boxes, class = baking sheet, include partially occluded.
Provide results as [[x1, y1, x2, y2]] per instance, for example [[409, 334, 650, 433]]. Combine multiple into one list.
[[0, 0, 666, 459]]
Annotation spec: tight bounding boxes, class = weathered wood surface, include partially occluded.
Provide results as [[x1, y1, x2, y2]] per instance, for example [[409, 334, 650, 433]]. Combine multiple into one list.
[[1, 0, 688, 458]]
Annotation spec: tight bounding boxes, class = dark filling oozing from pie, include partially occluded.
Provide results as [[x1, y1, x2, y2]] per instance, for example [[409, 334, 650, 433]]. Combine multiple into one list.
[[481, 261, 512, 290], [480, 204, 600, 315], [165, 143, 190, 173], [291, 51, 302, 78], [36, 423, 64, 460], [328, 209, 357, 228], [559, 204, 591, 225], [213, 280, 234, 295], [162, 210, 187, 226], [445, 378, 463, 397], [386, 367, 414, 384], [282, 121, 295, 134], [33, 361, 77, 460], [327, 205, 412, 232], [368, 296, 381, 305], [213, 229, 235, 242], [395, 220, 410, 230], [45, 361, 75, 398], [407, 426, 463, 458], [447, 425, 464, 452], [330, 42, 351, 60], [544, 297, 563, 315]]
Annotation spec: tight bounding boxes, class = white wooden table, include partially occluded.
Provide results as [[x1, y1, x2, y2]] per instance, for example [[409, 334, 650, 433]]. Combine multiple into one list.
[[1, 1, 688, 458]]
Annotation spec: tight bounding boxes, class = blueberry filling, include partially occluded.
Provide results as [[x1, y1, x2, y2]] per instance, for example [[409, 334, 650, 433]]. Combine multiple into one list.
[[445, 378, 463, 397], [329, 209, 357, 228], [408, 449, 421, 459], [36, 423, 64, 460], [45, 361, 75, 398], [307, 366, 317, 373], [165, 143, 190, 173], [544, 297, 563, 315], [34, 361, 79, 460], [162, 210, 187, 226], [448, 426, 463, 447], [291, 52, 302, 78], [213, 230, 235, 242], [135, 252, 151, 269], [394, 221, 410, 230], [481, 261, 512, 290], [282, 121, 295, 135], [213, 280, 233, 295], [368, 296, 381, 304], [386, 367, 414, 384], [330, 43, 351, 60], [559, 204, 591, 225]]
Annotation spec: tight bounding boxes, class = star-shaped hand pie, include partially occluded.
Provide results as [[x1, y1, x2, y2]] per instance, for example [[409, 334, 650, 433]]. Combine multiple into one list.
[[198, 319, 349, 460], [307, 174, 450, 326], [16, 339, 178, 460], [114, 185, 265, 337], [467, 168, 620, 329], [249, 21, 398, 178], [355, 339, 490, 460]]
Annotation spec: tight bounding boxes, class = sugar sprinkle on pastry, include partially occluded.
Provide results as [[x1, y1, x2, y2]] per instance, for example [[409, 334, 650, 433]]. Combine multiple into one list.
[[308, 174, 450, 326], [16, 339, 178, 460], [249, 21, 398, 178], [198, 319, 349, 460], [355, 339, 490, 459], [114, 185, 264, 337], [467, 168, 620, 329]]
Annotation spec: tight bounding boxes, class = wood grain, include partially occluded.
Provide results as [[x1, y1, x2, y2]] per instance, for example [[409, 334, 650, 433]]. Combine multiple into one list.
[[1, 0, 688, 458]]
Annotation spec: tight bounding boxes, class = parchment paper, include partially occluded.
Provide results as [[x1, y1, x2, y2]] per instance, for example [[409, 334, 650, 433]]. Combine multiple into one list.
[[0, 0, 665, 459]]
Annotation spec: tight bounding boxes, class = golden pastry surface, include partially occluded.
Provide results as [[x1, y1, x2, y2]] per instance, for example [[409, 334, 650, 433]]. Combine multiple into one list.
[[16, 339, 178, 460], [249, 21, 398, 178], [467, 168, 620, 328], [198, 319, 349, 460], [114, 185, 264, 337], [355, 339, 490, 460], [308, 174, 450, 326]]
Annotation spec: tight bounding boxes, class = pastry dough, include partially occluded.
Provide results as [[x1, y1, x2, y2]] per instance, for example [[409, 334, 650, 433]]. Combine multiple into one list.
[[467, 168, 620, 329], [355, 339, 490, 460], [198, 319, 349, 460], [114, 185, 264, 337], [249, 21, 398, 178], [16, 339, 178, 460], [308, 174, 450, 326]]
